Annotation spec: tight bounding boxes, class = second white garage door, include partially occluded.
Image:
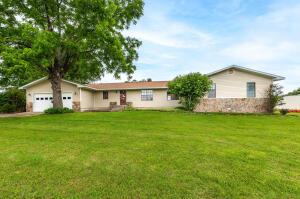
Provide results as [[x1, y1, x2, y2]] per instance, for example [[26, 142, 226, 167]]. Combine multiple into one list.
[[33, 93, 73, 112]]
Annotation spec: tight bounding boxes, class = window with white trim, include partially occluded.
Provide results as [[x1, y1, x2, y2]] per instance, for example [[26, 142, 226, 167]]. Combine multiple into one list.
[[247, 82, 256, 98], [141, 90, 153, 101], [208, 83, 216, 98]]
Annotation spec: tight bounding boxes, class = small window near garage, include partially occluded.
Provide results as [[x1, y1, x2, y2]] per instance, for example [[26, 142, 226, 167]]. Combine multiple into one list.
[[141, 90, 153, 101], [45, 97, 48, 100], [68, 97, 71, 100], [208, 83, 216, 98], [36, 98, 39, 100], [103, 91, 108, 100], [50, 97, 53, 100], [63, 97, 66, 100], [167, 92, 179, 101], [41, 98, 44, 100], [247, 82, 256, 98]]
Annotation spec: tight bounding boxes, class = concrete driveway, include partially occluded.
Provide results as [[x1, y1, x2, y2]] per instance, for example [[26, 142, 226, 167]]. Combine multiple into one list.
[[0, 112, 41, 118]]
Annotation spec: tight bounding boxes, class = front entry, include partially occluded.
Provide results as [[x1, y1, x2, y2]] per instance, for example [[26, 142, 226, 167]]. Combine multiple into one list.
[[120, 90, 127, 105]]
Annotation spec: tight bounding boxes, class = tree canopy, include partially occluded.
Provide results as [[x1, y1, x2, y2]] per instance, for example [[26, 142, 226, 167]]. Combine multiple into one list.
[[168, 73, 212, 111], [286, 88, 300, 96], [0, 0, 144, 107]]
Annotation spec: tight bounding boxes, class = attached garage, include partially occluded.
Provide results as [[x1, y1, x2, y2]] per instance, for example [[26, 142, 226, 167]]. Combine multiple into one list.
[[19, 77, 96, 112], [32, 93, 73, 112]]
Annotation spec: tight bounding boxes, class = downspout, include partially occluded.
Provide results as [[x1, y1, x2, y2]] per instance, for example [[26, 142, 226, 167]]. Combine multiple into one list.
[[79, 88, 82, 112], [93, 91, 96, 110]]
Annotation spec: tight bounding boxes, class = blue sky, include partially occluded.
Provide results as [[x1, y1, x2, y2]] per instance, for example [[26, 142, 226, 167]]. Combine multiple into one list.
[[102, 0, 300, 93]]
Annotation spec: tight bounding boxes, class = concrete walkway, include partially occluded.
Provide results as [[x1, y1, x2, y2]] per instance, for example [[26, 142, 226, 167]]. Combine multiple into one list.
[[0, 112, 41, 118]]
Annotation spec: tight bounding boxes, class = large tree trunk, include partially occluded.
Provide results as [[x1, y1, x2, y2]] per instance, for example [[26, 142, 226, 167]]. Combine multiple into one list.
[[49, 71, 63, 108]]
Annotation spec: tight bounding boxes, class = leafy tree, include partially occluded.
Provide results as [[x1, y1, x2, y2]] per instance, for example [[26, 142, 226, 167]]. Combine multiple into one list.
[[266, 84, 284, 113], [168, 73, 212, 111], [286, 88, 300, 96], [0, 0, 144, 108]]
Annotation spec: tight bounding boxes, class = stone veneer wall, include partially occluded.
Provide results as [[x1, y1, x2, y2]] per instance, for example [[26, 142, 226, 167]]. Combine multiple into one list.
[[72, 101, 81, 112], [195, 98, 269, 113], [26, 102, 33, 112]]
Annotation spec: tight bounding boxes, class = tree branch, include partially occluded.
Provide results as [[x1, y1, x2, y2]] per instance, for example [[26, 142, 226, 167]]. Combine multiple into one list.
[[44, 1, 53, 31]]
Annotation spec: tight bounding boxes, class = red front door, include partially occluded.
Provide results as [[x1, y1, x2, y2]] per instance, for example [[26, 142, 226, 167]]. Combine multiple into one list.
[[120, 90, 127, 105]]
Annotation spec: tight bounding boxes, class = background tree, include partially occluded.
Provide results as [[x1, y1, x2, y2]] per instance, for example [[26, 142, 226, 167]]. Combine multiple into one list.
[[0, 0, 144, 108], [286, 87, 300, 96], [266, 84, 284, 113], [0, 87, 26, 113], [168, 73, 212, 111]]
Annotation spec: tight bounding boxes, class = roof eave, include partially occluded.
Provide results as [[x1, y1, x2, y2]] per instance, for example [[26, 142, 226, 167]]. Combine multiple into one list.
[[19, 77, 48, 89], [89, 87, 168, 91], [207, 66, 285, 81]]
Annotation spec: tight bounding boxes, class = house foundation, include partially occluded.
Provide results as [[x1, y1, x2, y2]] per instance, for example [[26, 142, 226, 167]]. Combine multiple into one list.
[[26, 102, 33, 112], [196, 98, 269, 113], [72, 101, 81, 112]]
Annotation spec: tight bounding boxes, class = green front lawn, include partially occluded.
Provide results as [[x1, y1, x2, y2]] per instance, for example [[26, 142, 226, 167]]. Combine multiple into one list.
[[0, 111, 299, 198]]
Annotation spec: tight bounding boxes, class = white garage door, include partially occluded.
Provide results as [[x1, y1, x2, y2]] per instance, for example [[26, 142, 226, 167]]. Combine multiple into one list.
[[33, 93, 73, 112], [62, 93, 73, 109]]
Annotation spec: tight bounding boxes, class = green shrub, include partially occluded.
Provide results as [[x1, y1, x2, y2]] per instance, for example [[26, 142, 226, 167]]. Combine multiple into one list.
[[44, 107, 74, 114], [280, 109, 289, 115], [266, 84, 284, 113], [0, 88, 26, 113], [0, 104, 17, 113], [168, 73, 212, 111], [124, 106, 137, 111]]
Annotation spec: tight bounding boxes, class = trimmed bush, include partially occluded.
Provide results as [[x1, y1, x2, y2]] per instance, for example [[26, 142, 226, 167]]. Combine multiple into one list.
[[280, 109, 289, 115], [168, 73, 212, 111], [44, 107, 74, 114]]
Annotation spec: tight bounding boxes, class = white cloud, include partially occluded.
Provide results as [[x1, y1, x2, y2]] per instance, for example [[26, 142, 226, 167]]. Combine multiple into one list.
[[221, 41, 296, 62], [125, 10, 214, 49], [217, 2, 300, 92], [126, 25, 213, 49], [102, 0, 300, 93]]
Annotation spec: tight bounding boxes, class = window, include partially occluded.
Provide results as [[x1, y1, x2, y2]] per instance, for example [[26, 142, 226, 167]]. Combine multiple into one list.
[[103, 91, 108, 100], [68, 97, 71, 100], [45, 97, 48, 100], [36, 98, 39, 100], [247, 82, 256, 98], [50, 97, 53, 100], [41, 98, 44, 100], [208, 83, 216, 98], [141, 90, 153, 101], [167, 92, 179, 101], [63, 97, 66, 100]]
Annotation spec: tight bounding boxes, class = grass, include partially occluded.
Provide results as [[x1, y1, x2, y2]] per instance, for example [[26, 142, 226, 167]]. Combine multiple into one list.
[[0, 111, 299, 198]]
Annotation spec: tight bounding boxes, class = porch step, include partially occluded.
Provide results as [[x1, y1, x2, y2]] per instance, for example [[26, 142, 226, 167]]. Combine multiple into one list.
[[110, 105, 127, 112], [86, 108, 111, 112]]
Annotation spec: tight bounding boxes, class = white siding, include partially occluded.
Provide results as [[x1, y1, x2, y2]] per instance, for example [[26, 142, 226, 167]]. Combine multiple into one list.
[[80, 89, 95, 111], [126, 90, 179, 108], [209, 69, 273, 98], [278, 95, 300, 110], [94, 90, 120, 108], [26, 80, 80, 103], [93, 89, 180, 108]]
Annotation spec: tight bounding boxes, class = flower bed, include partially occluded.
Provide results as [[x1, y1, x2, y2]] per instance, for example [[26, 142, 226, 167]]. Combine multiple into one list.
[[289, 109, 300, 113]]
